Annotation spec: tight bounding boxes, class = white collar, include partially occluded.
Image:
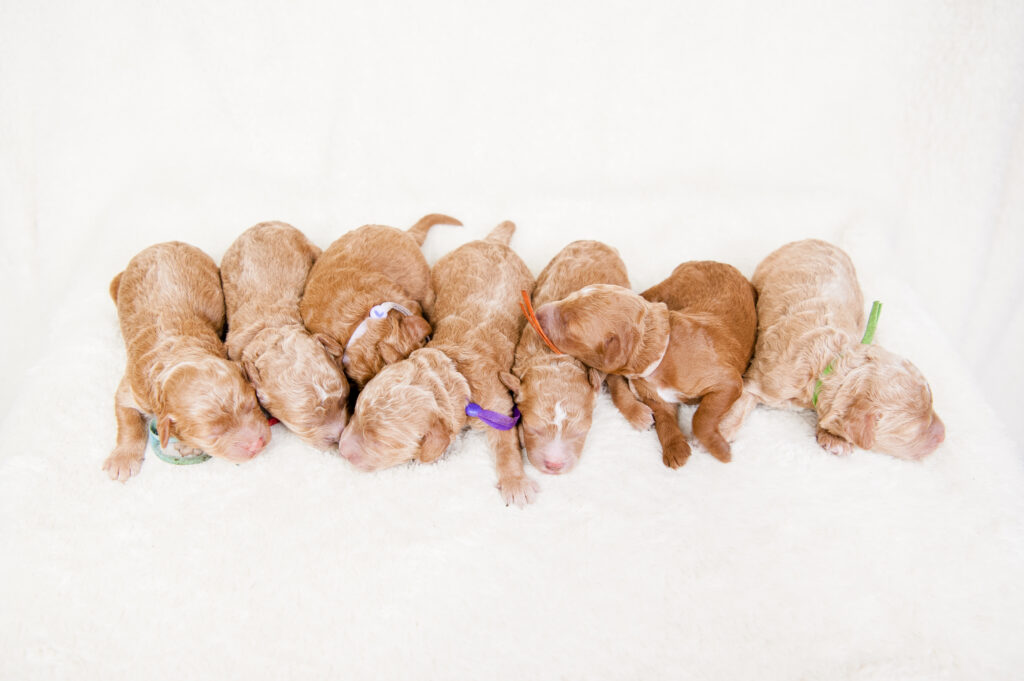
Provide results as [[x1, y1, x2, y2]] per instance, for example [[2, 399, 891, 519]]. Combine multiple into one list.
[[342, 302, 412, 366], [634, 334, 670, 379]]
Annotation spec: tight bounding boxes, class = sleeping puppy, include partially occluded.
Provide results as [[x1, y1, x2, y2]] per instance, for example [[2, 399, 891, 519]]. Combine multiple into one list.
[[718, 239, 945, 460], [221, 222, 348, 450], [534, 261, 757, 468], [300, 213, 460, 387], [511, 240, 653, 475], [337, 221, 539, 506], [104, 242, 271, 481]]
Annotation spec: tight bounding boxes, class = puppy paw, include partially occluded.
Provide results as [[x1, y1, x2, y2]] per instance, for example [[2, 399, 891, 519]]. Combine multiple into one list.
[[103, 448, 143, 482], [817, 429, 853, 456], [497, 475, 540, 508], [699, 434, 732, 463], [622, 402, 654, 430], [661, 438, 692, 469]]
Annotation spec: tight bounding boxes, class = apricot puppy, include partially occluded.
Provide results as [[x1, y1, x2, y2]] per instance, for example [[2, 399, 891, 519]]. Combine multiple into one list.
[[300, 214, 460, 387], [534, 261, 757, 468], [337, 221, 539, 506], [104, 242, 270, 481], [221, 222, 348, 449], [719, 239, 944, 460], [511, 240, 652, 475]]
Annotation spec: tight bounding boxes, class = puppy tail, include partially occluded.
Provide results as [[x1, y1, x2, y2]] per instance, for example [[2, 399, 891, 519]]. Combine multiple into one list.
[[109, 272, 123, 304], [485, 220, 515, 246], [407, 213, 462, 246]]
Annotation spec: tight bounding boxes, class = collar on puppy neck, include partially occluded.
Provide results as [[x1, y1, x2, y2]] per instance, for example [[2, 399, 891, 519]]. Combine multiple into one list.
[[466, 403, 521, 430], [519, 290, 563, 355], [813, 300, 882, 407], [634, 334, 670, 379], [343, 302, 413, 365]]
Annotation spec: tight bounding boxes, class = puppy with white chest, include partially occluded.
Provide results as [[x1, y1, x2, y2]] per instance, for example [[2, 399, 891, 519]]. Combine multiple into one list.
[[221, 222, 348, 450], [719, 239, 945, 460], [337, 221, 539, 507], [300, 213, 460, 388], [511, 240, 653, 475], [533, 261, 757, 468], [104, 242, 271, 481]]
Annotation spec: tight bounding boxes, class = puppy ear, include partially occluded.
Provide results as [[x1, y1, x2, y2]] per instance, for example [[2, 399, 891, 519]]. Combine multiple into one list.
[[157, 415, 174, 449], [379, 342, 404, 365], [601, 328, 634, 371], [315, 333, 343, 358], [416, 417, 452, 463], [400, 314, 432, 344], [846, 408, 880, 450], [498, 371, 521, 400], [241, 358, 261, 388], [587, 367, 604, 392]]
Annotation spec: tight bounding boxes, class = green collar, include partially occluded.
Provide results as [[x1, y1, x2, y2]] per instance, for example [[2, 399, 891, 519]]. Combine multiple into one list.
[[812, 300, 882, 407]]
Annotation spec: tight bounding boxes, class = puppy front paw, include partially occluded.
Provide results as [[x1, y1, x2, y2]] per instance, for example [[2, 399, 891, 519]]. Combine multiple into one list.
[[816, 428, 853, 456], [661, 437, 692, 469], [103, 448, 143, 482], [622, 401, 654, 430], [173, 442, 204, 457], [497, 475, 540, 508]]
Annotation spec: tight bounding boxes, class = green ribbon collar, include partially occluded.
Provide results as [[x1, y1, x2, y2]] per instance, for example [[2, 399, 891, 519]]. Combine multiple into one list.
[[812, 300, 882, 407]]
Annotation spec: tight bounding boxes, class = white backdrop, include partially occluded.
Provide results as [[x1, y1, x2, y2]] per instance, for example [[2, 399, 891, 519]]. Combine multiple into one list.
[[1, 2, 1023, 679]]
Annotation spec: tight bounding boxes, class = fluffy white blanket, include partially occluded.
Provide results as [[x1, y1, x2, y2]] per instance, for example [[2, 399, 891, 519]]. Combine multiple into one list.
[[1, 216, 1021, 680]]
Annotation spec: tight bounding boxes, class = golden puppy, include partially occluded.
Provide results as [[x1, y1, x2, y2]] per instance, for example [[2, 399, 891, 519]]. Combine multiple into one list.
[[300, 214, 460, 387], [534, 261, 757, 467], [337, 221, 539, 506], [719, 239, 944, 460], [510, 240, 652, 475], [104, 242, 271, 481], [221, 222, 348, 450]]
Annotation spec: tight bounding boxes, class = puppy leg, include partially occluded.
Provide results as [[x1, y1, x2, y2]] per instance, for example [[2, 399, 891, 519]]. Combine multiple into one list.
[[717, 379, 764, 442], [816, 428, 853, 456], [492, 426, 539, 507], [634, 379, 690, 469], [692, 373, 743, 463], [103, 377, 147, 482], [606, 374, 653, 429]]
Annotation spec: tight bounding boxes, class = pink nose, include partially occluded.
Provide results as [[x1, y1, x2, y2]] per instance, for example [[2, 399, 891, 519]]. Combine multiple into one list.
[[544, 458, 565, 472], [245, 437, 265, 454]]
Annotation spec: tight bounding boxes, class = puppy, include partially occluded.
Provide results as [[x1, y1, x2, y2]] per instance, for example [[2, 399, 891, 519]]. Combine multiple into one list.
[[510, 240, 653, 475], [337, 221, 539, 506], [300, 214, 460, 387], [221, 222, 348, 450], [104, 242, 271, 481], [534, 261, 757, 468], [719, 239, 945, 460]]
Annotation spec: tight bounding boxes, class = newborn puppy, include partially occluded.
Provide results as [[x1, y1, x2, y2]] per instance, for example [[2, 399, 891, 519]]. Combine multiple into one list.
[[511, 240, 653, 475], [534, 261, 757, 468], [300, 213, 460, 387], [719, 239, 944, 460], [104, 242, 271, 481], [338, 221, 539, 506], [221, 222, 348, 450]]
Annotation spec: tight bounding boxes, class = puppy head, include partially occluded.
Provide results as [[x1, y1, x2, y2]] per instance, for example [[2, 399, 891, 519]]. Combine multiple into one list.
[[534, 284, 647, 373], [337, 349, 469, 471], [822, 345, 945, 460], [242, 326, 349, 450], [342, 306, 432, 387], [513, 360, 601, 475], [156, 358, 271, 462]]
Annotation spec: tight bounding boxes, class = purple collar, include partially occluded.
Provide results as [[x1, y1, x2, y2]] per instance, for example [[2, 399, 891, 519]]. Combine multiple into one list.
[[465, 403, 521, 430]]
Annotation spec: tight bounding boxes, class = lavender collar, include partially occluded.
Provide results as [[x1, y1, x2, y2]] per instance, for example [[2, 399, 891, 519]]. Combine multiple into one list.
[[343, 302, 412, 366], [465, 403, 521, 430]]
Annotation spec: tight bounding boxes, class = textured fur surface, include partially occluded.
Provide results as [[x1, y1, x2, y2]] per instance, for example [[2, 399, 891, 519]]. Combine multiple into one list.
[[221, 222, 348, 450]]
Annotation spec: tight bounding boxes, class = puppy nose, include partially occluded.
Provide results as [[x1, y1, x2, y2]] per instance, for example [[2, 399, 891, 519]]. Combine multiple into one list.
[[544, 457, 565, 472], [245, 437, 265, 454]]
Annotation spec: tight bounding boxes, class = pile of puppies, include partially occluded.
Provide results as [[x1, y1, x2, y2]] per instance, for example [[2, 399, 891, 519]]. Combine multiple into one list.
[[104, 215, 946, 506]]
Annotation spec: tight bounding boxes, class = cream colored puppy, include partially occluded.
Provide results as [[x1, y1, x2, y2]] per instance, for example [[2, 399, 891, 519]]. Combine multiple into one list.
[[720, 239, 945, 460], [337, 221, 539, 506], [222, 222, 348, 449], [104, 242, 271, 481]]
